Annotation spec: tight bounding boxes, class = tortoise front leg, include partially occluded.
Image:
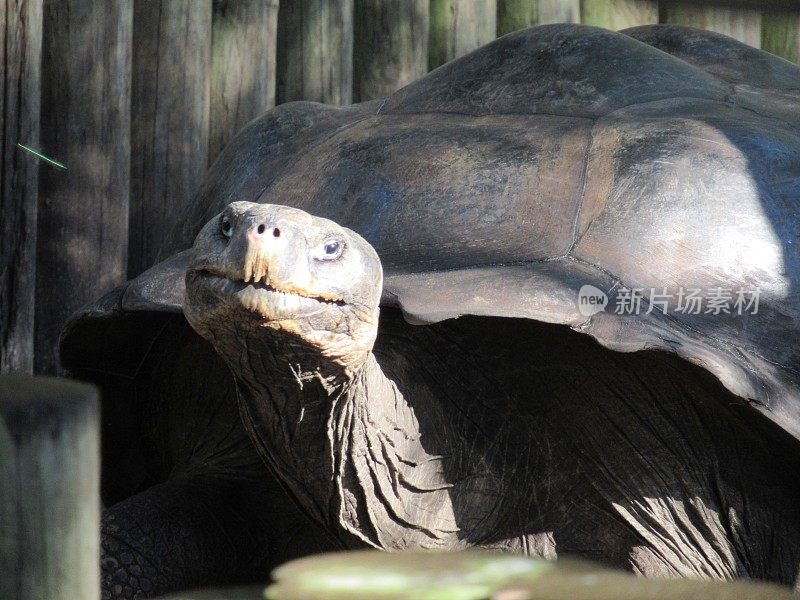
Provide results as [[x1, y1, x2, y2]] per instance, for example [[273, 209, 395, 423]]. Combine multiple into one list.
[[101, 471, 336, 599]]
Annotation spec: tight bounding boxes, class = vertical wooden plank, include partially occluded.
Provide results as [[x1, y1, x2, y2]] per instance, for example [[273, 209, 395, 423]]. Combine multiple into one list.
[[129, 0, 212, 278], [277, 0, 354, 105], [538, 0, 580, 24], [762, 10, 800, 62], [429, 0, 498, 70], [660, 3, 762, 48], [0, 376, 100, 600], [35, 0, 132, 375], [497, 0, 580, 35], [429, 0, 452, 68], [354, 0, 430, 102], [581, 0, 658, 30], [451, 0, 497, 57], [0, 0, 42, 374], [209, 0, 279, 164], [498, 0, 537, 34]]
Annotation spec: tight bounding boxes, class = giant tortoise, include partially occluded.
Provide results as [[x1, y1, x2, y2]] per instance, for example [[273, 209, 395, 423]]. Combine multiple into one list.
[[61, 24, 800, 598]]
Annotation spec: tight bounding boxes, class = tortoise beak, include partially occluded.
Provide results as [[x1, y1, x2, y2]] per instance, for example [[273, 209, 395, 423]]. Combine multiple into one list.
[[242, 223, 277, 285]]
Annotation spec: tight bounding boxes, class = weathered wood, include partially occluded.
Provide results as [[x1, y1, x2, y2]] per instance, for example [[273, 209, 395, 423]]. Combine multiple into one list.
[[429, 0, 498, 69], [497, 0, 580, 35], [0, 375, 100, 600], [660, 3, 762, 48], [761, 10, 800, 62], [498, 0, 537, 33], [129, 0, 212, 278], [210, 0, 279, 164], [0, 0, 42, 374], [353, 0, 429, 101], [146, 572, 800, 600], [35, 0, 132, 374], [156, 587, 262, 600], [661, 0, 791, 11], [147, 576, 800, 600], [581, 0, 658, 30], [538, 0, 580, 25], [277, 0, 354, 105]]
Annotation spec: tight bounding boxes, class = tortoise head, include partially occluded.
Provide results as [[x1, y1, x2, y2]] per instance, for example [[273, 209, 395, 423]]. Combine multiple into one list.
[[184, 201, 383, 374]]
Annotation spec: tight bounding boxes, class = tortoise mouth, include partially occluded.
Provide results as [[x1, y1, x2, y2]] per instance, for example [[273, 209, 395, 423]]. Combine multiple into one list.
[[189, 269, 347, 315]]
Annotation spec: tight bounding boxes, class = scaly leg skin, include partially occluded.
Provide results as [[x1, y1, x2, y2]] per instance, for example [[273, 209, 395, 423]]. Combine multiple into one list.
[[100, 471, 336, 599]]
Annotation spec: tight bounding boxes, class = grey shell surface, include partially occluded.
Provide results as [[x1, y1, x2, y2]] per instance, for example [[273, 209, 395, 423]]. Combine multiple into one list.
[[62, 24, 800, 442]]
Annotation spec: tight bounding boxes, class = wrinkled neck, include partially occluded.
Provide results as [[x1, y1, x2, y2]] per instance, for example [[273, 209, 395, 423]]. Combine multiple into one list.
[[230, 333, 358, 530], [328, 354, 466, 550], [232, 339, 467, 550]]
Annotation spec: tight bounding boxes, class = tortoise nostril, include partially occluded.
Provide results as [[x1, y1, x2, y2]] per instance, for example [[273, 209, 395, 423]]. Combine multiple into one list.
[[257, 224, 266, 235], [273, 228, 280, 238]]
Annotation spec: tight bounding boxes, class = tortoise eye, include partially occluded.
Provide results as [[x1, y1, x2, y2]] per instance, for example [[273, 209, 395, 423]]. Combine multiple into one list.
[[220, 215, 233, 238], [317, 237, 344, 261]]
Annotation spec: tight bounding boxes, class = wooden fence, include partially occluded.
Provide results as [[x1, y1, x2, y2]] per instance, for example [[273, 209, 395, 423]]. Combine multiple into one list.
[[1, 0, 799, 375]]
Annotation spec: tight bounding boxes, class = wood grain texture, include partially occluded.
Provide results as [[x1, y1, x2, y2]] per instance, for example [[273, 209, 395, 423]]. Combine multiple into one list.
[[660, 3, 762, 48], [498, 0, 537, 34], [209, 0, 278, 164], [129, 0, 212, 278], [660, 0, 792, 10], [497, 0, 580, 35], [0, 0, 42, 374], [277, 0, 354, 105], [353, 0, 429, 102], [761, 10, 800, 62], [153, 574, 799, 600], [538, 0, 580, 24], [0, 375, 100, 600], [429, 0, 499, 69], [35, 0, 132, 374], [581, 0, 658, 30]]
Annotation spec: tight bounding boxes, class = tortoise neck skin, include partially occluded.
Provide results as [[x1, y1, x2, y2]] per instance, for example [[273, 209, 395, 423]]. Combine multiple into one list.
[[224, 323, 471, 550]]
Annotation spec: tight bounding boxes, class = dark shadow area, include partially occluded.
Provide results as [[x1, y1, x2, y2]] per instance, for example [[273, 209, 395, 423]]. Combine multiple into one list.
[[372, 309, 800, 584], [61, 311, 336, 599]]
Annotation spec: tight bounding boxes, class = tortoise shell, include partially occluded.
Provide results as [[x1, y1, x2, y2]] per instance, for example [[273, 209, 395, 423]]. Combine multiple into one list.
[[62, 23, 800, 449]]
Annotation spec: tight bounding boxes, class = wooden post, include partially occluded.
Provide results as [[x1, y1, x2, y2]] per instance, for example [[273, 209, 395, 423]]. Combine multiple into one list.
[[277, 0, 354, 105], [35, 0, 132, 375], [497, 0, 580, 35], [660, 3, 762, 48], [762, 10, 800, 62], [354, 0, 430, 102], [538, 0, 580, 24], [429, 0, 498, 70], [0, 376, 100, 600], [129, 0, 212, 278], [210, 0, 279, 164], [0, 0, 42, 374], [498, 0, 537, 34], [581, 0, 658, 30]]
